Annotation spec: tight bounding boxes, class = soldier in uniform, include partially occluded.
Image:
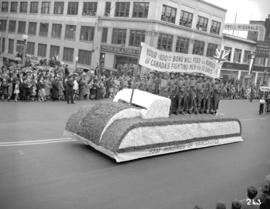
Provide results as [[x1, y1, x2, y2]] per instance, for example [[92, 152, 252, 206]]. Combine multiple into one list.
[[209, 81, 216, 114], [189, 76, 198, 114], [212, 79, 221, 114], [169, 76, 179, 115], [189, 85, 198, 114], [196, 78, 204, 113], [202, 80, 211, 113], [177, 77, 185, 114], [159, 73, 169, 98], [153, 73, 161, 95]]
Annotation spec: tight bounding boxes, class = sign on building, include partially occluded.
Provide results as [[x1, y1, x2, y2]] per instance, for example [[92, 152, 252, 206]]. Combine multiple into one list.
[[255, 41, 270, 57], [224, 24, 266, 41], [101, 45, 140, 57]]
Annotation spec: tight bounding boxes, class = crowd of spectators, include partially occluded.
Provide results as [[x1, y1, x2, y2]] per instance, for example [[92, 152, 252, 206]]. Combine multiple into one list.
[[0, 59, 262, 107], [193, 175, 270, 209]]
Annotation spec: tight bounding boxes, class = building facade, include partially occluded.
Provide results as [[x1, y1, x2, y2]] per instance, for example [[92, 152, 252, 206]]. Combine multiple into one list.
[[0, 0, 226, 71], [220, 15, 270, 86]]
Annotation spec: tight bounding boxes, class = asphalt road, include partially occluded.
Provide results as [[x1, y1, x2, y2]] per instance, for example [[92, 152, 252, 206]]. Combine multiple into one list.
[[0, 99, 269, 209]]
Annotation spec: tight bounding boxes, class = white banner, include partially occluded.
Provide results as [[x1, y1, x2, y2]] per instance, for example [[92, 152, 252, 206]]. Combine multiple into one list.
[[260, 86, 270, 92], [139, 43, 221, 78]]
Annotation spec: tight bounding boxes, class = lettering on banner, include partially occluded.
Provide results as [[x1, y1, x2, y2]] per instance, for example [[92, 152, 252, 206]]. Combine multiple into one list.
[[139, 43, 220, 78], [148, 139, 220, 155]]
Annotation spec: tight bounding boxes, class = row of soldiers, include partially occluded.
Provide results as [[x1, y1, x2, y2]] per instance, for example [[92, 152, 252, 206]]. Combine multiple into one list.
[[130, 73, 221, 115], [169, 79, 221, 115]]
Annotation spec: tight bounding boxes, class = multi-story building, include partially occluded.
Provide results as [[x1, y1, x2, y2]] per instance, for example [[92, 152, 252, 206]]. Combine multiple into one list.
[[220, 15, 270, 86], [0, 0, 226, 71]]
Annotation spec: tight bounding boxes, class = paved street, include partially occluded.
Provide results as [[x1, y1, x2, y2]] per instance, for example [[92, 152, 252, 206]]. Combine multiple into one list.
[[0, 99, 269, 209]]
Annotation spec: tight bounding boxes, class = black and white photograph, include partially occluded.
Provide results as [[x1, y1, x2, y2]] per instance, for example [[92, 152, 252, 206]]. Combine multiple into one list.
[[0, 0, 270, 208]]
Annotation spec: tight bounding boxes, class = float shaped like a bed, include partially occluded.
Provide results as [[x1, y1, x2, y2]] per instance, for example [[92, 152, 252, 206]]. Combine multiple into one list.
[[64, 89, 243, 162]]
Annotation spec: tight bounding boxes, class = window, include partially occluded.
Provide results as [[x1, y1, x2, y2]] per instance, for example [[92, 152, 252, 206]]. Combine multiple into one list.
[[129, 30, 145, 47], [196, 16, 208, 32], [1, 1, 8, 12], [111, 28, 127, 44], [175, 37, 189, 53], [101, 27, 108, 43], [39, 23, 49, 37], [115, 2, 130, 17], [51, 24, 62, 38], [8, 39, 14, 54], [53, 1, 64, 14], [28, 22, 37, 35], [30, 2, 38, 13], [78, 49, 91, 65], [20, 1, 28, 13], [0, 20, 7, 32], [233, 48, 242, 63], [0, 38, 6, 52], [50, 45, 60, 57], [16, 40, 24, 54], [224, 46, 232, 61], [10, 2, 18, 12], [192, 40, 205, 55], [54, 1, 64, 14], [26, 42, 35, 55], [1, 38, 5, 53], [8, 20, 16, 33], [80, 26, 95, 42], [67, 2, 78, 15], [104, 1, 111, 16], [206, 43, 218, 57], [41, 1, 50, 14], [243, 50, 251, 63], [63, 47, 74, 62], [82, 2, 97, 16], [179, 10, 193, 28], [18, 21, 26, 34], [38, 43, 47, 57], [132, 2, 149, 18], [158, 33, 173, 51], [161, 5, 176, 23], [65, 25, 76, 40], [210, 20, 221, 34]]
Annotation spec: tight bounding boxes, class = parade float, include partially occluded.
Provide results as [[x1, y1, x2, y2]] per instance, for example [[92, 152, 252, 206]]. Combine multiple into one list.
[[64, 88, 243, 162], [64, 43, 243, 162]]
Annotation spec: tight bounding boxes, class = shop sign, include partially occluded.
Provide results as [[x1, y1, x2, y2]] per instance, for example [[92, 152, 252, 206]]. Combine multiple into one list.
[[224, 24, 264, 31], [101, 45, 140, 56], [224, 24, 266, 41], [139, 43, 221, 78], [255, 41, 270, 57]]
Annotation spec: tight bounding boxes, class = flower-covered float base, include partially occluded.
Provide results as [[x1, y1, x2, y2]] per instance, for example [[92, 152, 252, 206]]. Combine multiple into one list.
[[64, 89, 243, 162]]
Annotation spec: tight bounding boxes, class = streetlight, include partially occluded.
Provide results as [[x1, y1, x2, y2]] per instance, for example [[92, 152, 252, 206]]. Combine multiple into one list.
[[0, 33, 2, 67], [75, 56, 78, 72], [22, 34, 28, 66]]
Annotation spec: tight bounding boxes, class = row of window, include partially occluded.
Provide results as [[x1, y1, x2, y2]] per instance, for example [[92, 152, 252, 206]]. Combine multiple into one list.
[[157, 33, 218, 56], [1, 1, 221, 34], [0, 19, 95, 42], [6, 38, 91, 64], [224, 46, 252, 63], [3, 38, 256, 66], [109, 27, 218, 56], [0, 1, 149, 18], [1, 20, 219, 56], [162, 4, 221, 34]]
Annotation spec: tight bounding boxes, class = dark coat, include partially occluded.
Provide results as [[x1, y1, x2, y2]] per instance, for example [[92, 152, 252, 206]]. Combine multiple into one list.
[[65, 80, 74, 93]]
